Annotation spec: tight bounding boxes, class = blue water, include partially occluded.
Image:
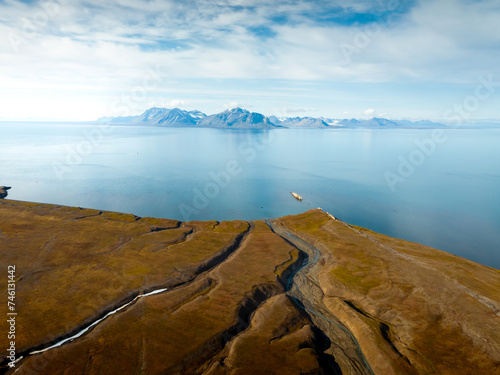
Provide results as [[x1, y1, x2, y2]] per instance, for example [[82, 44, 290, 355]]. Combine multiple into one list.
[[1, 123, 499, 270]]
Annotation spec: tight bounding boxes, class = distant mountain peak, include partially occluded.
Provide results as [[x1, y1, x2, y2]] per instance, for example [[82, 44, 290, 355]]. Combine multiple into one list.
[[225, 107, 249, 114], [271, 115, 330, 128], [197, 107, 279, 129], [97, 107, 449, 129]]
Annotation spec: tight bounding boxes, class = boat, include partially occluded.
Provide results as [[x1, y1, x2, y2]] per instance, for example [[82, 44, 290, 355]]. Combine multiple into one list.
[[290, 192, 303, 201]]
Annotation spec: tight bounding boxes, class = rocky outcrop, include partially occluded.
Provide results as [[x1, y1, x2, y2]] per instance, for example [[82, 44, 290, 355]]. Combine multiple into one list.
[[0, 186, 10, 199], [276, 210, 500, 375]]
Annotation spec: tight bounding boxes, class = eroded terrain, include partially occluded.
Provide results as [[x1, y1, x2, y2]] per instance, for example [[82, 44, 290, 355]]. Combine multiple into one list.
[[1, 200, 499, 374]]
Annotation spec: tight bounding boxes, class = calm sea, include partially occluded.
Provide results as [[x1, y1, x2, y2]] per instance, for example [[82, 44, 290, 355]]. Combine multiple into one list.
[[1, 123, 499, 270]]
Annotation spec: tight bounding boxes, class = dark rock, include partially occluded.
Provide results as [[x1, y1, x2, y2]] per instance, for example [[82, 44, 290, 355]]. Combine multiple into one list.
[[0, 186, 10, 199]]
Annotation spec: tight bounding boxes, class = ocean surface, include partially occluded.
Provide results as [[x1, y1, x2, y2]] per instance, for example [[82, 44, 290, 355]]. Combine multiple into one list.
[[1, 122, 499, 270]]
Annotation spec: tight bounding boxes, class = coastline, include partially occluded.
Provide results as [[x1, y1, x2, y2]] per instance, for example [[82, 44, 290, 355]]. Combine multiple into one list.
[[1, 199, 499, 374]]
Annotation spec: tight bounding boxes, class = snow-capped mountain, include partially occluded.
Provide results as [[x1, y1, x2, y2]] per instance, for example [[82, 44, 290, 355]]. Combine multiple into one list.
[[187, 110, 207, 120], [197, 108, 280, 129], [359, 118, 400, 127], [154, 108, 202, 126], [337, 118, 362, 127], [98, 107, 450, 129], [99, 108, 206, 126], [269, 116, 330, 128]]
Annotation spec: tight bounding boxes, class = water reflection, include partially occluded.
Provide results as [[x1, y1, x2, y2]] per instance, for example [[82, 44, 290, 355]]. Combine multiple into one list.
[[1, 123, 499, 269]]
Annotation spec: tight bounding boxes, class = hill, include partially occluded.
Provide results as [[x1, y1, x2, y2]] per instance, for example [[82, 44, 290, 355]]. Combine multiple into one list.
[[1, 200, 499, 374], [98, 107, 451, 129]]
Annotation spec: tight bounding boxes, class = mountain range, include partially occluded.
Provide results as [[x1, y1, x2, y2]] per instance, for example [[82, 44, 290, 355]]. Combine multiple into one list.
[[98, 107, 448, 129]]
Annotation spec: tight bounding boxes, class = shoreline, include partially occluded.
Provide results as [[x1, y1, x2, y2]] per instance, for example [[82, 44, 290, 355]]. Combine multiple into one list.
[[1, 199, 499, 374], [2, 197, 498, 272]]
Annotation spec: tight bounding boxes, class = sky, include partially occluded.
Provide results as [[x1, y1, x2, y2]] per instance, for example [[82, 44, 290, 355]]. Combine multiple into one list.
[[0, 0, 499, 121]]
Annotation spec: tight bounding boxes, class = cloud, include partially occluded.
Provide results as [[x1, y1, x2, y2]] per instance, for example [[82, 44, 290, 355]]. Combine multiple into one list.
[[1, 0, 500, 120], [223, 101, 245, 110], [363, 108, 376, 116], [3, 0, 499, 83], [162, 99, 189, 108], [278, 107, 319, 116]]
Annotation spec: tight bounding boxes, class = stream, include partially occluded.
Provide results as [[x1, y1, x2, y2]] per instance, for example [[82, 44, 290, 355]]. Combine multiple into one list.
[[10, 288, 168, 371], [266, 218, 375, 375], [8, 216, 373, 373]]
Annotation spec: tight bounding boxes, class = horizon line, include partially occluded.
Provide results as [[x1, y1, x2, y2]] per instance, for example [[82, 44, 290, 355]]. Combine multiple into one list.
[[1, 106, 500, 124]]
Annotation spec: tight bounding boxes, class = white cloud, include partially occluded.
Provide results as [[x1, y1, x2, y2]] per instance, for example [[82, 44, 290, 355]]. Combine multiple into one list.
[[3, 0, 499, 84], [363, 108, 376, 116], [223, 101, 251, 110], [162, 99, 189, 108], [1, 0, 500, 120], [283, 107, 317, 114]]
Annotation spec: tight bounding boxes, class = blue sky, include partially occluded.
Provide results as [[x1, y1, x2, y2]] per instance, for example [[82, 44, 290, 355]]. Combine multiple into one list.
[[0, 0, 499, 121]]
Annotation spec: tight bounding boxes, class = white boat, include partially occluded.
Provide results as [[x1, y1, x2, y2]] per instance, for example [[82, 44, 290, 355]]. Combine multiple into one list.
[[290, 192, 303, 201]]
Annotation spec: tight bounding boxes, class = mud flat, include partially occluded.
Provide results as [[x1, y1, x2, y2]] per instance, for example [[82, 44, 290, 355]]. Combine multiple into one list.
[[0, 200, 499, 374]]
